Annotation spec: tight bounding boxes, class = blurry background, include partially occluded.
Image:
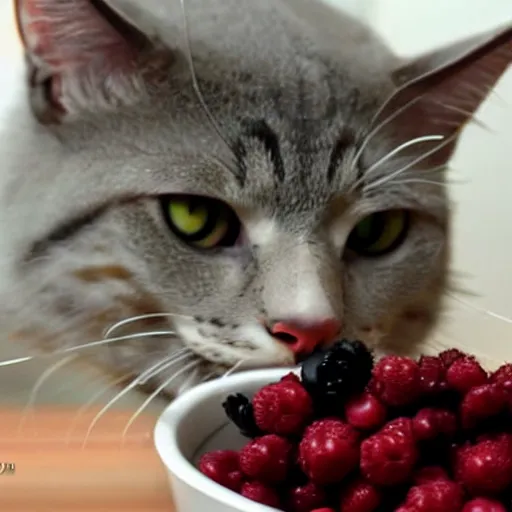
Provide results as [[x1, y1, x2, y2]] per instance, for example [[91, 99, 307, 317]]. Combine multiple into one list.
[[0, 0, 511, 409]]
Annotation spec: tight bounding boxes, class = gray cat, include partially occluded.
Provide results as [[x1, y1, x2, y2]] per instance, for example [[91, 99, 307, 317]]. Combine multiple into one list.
[[0, 0, 510, 400]]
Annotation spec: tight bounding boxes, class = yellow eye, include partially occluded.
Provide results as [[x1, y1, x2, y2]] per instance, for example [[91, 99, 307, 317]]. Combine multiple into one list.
[[161, 195, 241, 249], [347, 210, 409, 256]]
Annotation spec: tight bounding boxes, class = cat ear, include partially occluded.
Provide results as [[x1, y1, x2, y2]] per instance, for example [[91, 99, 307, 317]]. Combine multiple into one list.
[[15, 0, 172, 123], [376, 25, 512, 169]]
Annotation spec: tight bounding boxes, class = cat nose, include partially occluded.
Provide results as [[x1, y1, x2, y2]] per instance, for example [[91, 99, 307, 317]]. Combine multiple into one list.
[[270, 318, 341, 358]]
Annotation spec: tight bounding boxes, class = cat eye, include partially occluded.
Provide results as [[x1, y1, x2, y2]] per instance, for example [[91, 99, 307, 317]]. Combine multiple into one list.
[[160, 195, 241, 249], [346, 210, 409, 257]]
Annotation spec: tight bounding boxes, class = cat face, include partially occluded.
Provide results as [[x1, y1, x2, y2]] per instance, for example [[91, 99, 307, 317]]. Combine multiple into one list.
[[1, 0, 510, 398]]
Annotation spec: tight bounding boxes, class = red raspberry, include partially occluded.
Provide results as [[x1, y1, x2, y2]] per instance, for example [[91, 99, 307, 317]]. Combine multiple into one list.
[[198, 450, 243, 492], [239, 435, 292, 483], [252, 380, 313, 436], [460, 383, 508, 429], [281, 372, 301, 384], [299, 419, 360, 485], [439, 348, 466, 368], [401, 480, 464, 512], [311, 509, 336, 512], [287, 482, 327, 512], [413, 466, 450, 485], [490, 364, 512, 404], [339, 478, 382, 512], [241, 481, 281, 508], [360, 424, 418, 486], [454, 435, 512, 494], [381, 417, 414, 437], [446, 356, 488, 394], [412, 408, 457, 441], [418, 355, 447, 394], [462, 498, 507, 512], [345, 392, 387, 431], [371, 355, 421, 406]]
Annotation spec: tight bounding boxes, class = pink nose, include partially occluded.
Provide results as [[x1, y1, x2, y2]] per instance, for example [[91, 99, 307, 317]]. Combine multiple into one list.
[[270, 319, 341, 357]]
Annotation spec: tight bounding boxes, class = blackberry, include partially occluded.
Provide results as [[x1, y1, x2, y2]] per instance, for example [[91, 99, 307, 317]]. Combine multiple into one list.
[[301, 339, 374, 414], [222, 393, 262, 438]]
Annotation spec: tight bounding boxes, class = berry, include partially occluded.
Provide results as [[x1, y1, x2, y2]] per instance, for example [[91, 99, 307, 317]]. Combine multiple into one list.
[[439, 348, 466, 368], [454, 435, 512, 494], [460, 383, 508, 429], [239, 435, 292, 483], [345, 392, 387, 431], [198, 450, 243, 492], [287, 482, 327, 512], [401, 480, 464, 512], [446, 356, 488, 394], [412, 408, 457, 441], [339, 478, 382, 512], [371, 355, 421, 406], [240, 481, 281, 508], [281, 372, 302, 384], [310, 509, 336, 512], [418, 355, 447, 394], [360, 425, 418, 486], [223, 393, 262, 438], [462, 498, 507, 512], [413, 466, 450, 485], [381, 417, 415, 437], [252, 380, 313, 436], [491, 363, 512, 388], [301, 340, 374, 412], [299, 419, 360, 485]]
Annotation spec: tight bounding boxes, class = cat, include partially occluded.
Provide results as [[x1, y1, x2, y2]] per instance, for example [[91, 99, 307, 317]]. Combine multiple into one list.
[[0, 0, 510, 401]]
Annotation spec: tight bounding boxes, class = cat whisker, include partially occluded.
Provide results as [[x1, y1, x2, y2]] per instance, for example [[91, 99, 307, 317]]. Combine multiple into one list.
[[361, 134, 445, 182], [447, 292, 512, 325], [103, 312, 193, 338], [63, 371, 137, 446], [121, 359, 200, 442], [221, 358, 253, 379], [16, 355, 79, 437], [81, 350, 194, 448], [178, 0, 236, 160], [0, 355, 34, 368], [363, 132, 458, 193]]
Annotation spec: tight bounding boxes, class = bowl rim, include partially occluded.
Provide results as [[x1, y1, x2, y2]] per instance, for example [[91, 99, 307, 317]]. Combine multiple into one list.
[[154, 368, 292, 512]]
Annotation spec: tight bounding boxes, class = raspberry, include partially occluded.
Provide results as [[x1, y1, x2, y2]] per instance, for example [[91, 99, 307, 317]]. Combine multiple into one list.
[[311, 509, 336, 512], [240, 481, 281, 508], [418, 355, 447, 394], [339, 478, 382, 512], [446, 356, 488, 394], [198, 450, 243, 492], [252, 380, 313, 436], [401, 480, 464, 512], [360, 424, 418, 486], [345, 392, 387, 431], [239, 434, 292, 483], [299, 419, 360, 485], [412, 408, 457, 441], [287, 482, 327, 512], [281, 372, 301, 384], [413, 466, 450, 485], [371, 355, 421, 406], [454, 435, 512, 494], [462, 498, 507, 512], [381, 417, 415, 437], [490, 364, 512, 404], [460, 383, 508, 429], [439, 348, 466, 368]]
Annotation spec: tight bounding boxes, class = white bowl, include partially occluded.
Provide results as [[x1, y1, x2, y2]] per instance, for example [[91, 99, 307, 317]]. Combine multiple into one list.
[[154, 368, 292, 512]]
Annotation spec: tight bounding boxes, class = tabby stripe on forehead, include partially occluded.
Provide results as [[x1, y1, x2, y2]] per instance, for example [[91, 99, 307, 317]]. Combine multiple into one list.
[[327, 131, 356, 183], [237, 119, 285, 183]]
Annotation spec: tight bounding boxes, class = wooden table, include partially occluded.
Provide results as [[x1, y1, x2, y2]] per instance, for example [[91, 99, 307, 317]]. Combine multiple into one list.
[[0, 408, 176, 511]]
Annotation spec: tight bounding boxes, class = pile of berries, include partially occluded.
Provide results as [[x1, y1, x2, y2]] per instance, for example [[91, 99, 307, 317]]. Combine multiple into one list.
[[198, 340, 512, 511]]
